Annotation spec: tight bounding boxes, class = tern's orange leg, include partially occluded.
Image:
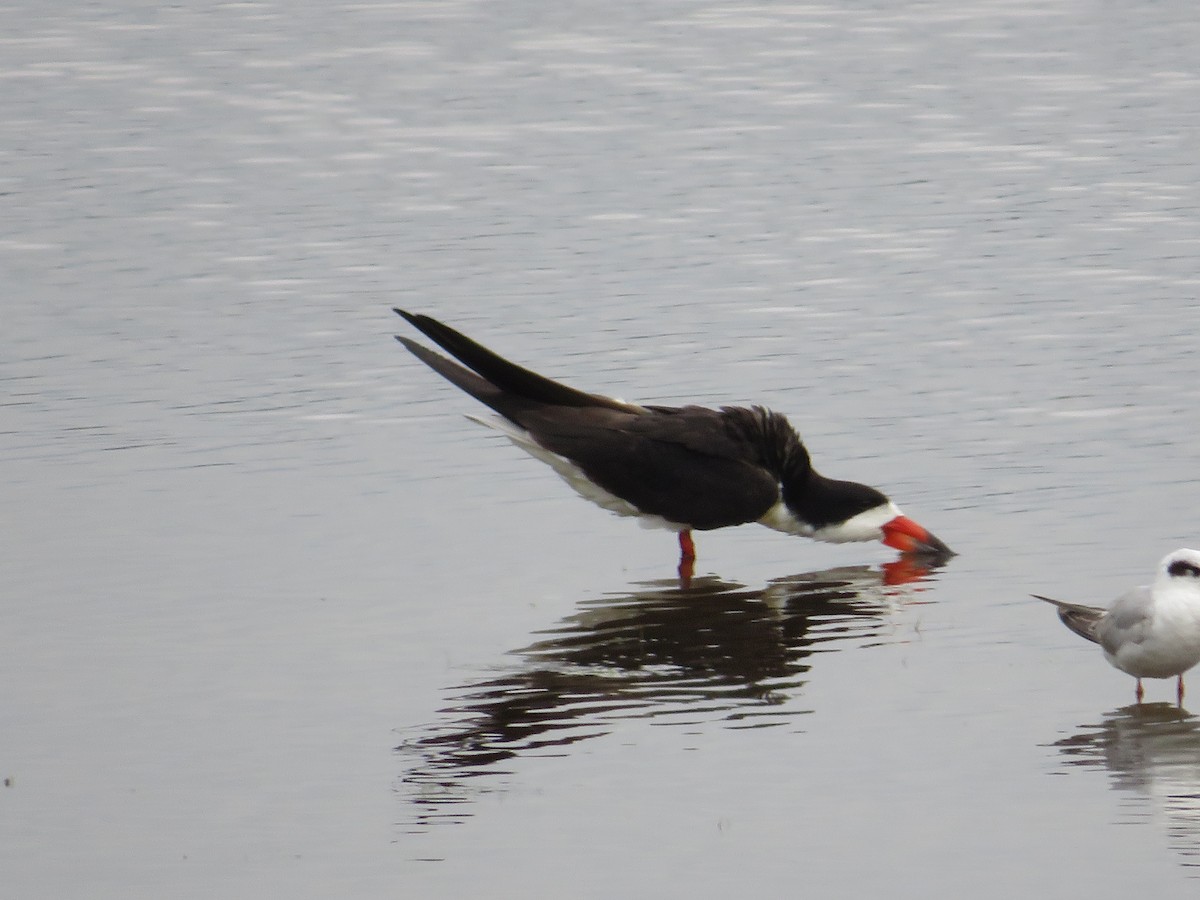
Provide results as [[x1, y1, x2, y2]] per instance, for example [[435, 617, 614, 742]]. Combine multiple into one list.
[[1178, 675, 1185, 706], [1136, 678, 1145, 703]]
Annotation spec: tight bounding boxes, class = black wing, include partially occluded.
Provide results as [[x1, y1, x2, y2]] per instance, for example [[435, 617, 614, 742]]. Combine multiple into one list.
[[518, 405, 781, 530]]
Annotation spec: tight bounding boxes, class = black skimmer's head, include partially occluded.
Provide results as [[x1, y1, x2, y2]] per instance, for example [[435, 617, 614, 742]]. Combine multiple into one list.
[[707, 404, 951, 557], [393, 309, 952, 576], [1034, 548, 1200, 704]]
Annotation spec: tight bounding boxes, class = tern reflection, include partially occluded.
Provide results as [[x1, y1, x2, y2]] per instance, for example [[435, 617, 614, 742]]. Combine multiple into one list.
[[1053, 704, 1200, 874], [399, 561, 943, 831]]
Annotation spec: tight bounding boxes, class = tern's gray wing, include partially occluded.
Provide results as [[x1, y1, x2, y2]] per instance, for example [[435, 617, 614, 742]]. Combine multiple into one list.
[[1095, 586, 1154, 656]]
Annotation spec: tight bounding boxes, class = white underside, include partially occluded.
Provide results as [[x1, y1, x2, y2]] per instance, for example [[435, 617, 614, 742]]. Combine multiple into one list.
[[758, 498, 901, 544]]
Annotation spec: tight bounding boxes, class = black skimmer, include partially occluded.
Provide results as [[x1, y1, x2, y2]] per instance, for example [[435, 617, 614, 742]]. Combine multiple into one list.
[[1035, 549, 1200, 704], [394, 309, 951, 581]]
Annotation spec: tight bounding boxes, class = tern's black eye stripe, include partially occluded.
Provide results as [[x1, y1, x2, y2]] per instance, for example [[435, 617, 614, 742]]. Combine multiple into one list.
[[1167, 560, 1200, 578]]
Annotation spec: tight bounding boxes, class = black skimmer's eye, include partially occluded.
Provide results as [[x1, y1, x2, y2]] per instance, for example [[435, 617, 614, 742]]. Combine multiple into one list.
[[1167, 559, 1200, 578]]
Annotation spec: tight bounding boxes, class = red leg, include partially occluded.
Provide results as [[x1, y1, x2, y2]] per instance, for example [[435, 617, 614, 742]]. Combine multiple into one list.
[[1178, 675, 1185, 706], [678, 530, 696, 562], [1136, 678, 1144, 703], [677, 530, 695, 588]]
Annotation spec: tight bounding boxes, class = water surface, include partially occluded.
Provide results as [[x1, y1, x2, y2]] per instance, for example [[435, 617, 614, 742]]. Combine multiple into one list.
[[5, 1, 1200, 897]]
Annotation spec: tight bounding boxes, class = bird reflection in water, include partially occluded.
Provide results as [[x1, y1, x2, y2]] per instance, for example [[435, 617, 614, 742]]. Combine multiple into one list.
[[1053, 704, 1200, 875], [398, 559, 947, 831]]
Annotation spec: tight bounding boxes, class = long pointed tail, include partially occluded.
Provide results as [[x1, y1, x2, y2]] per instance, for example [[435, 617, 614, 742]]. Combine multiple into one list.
[[394, 309, 634, 412], [1032, 594, 1104, 645], [394, 336, 508, 411]]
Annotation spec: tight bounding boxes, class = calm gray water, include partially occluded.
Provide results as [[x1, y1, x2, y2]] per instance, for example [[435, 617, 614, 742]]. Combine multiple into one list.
[[5, 1, 1200, 896]]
